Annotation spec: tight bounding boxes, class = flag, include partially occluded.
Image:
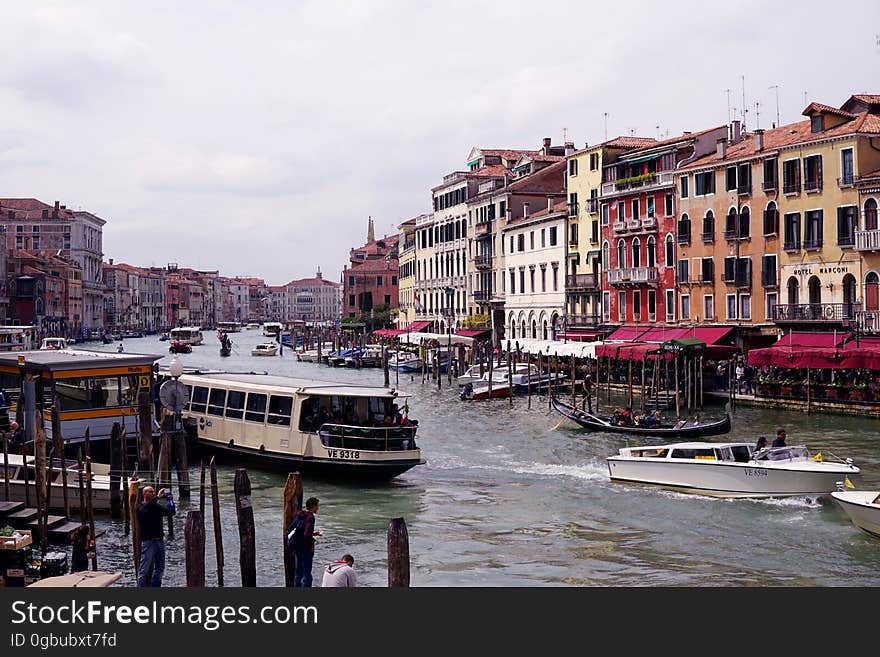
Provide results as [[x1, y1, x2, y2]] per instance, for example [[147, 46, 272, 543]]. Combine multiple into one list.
[[844, 476, 855, 489], [812, 452, 822, 462]]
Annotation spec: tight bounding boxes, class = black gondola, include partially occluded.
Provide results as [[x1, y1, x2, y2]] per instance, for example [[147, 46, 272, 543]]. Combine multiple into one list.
[[551, 397, 731, 438]]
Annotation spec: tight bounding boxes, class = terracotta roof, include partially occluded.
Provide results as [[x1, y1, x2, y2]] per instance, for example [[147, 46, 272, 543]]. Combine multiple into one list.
[[506, 200, 568, 226], [850, 94, 880, 104], [602, 136, 658, 149], [802, 102, 857, 119], [466, 164, 509, 178], [506, 160, 566, 194], [480, 149, 539, 160], [288, 277, 339, 287], [347, 259, 398, 273], [681, 112, 880, 171]]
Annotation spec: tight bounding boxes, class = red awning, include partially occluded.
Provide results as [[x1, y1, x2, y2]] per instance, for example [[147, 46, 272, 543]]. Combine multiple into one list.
[[637, 327, 691, 342], [373, 329, 407, 338], [595, 342, 671, 360], [405, 321, 432, 332], [455, 328, 491, 338], [604, 326, 650, 341], [776, 332, 846, 348], [748, 343, 880, 370], [556, 331, 600, 342]]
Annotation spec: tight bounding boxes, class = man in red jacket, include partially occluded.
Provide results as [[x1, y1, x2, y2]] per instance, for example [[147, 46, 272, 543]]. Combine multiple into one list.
[[293, 497, 322, 587]]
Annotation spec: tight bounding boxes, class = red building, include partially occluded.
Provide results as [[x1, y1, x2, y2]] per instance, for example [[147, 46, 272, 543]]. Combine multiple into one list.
[[601, 126, 726, 326], [342, 218, 399, 318]]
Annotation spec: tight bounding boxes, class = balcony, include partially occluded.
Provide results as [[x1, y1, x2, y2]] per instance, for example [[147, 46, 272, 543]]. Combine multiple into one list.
[[568, 201, 579, 217], [587, 199, 599, 214], [613, 221, 626, 233], [677, 231, 691, 245], [762, 180, 778, 192], [602, 171, 674, 195], [641, 216, 657, 230], [804, 177, 823, 193], [566, 273, 598, 291], [568, 235, 578, 247], [474, 253, 493, 270], [472, 290, 492, 302], [737, 181, 752, 196], [855, 229, 880, 251], [735, 273, 752, 289], [701, 231, 715, 243], [838, 175, 855, 188], [474, 221, 493, 238], [607, 266, 659, 286], [783, 239, 801, 252], [568, 314, 601, 327], [838, 234, 855, 249], [783, 180, 801, 195], [627, 218, 641, 230], [774, 302, 862, 323], [803, 238, 823, 251]]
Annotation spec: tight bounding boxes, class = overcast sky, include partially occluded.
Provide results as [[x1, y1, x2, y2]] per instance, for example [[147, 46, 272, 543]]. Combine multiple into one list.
[[1, 1, 878, 285]]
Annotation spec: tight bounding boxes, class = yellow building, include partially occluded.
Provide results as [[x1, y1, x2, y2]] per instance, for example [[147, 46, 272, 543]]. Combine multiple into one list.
[[564, 137, 656, 334], [773, 95, 880, 333], [396, 216, 420, 328]]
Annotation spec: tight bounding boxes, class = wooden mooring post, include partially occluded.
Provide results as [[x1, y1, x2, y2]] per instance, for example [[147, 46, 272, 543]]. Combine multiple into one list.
[[51, 399, 69, 518], [76, 449, 85, 524], [34, 425, 47, 553], [210, 457, 224, 586], [507, 349, 513, 406], [85, 456, 97, 571], [137, 388, 154, 481], [387, 516, 410, 587], [2, 431, 8, 501], [234, 468, 256, 587], [282, 472, 303, 587], [185, 510, 205, 587], [128, 477, 140, 575], [109, 422, 122, 519]]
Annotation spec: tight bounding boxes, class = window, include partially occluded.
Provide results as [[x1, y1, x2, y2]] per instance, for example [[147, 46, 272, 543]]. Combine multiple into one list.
[[245, 393, 267, 423], [664, 193, 673, 217], [602, 291, 610, 322], [737, 163, 751, 194], [541, 267, 546, 292], [695, 171, 715, 195], [509, 270, 516, 294], [391, 276, 397, 285], [804, 209, 823, 249], [602, 241, 610, 269], [681, 294, 691, 320], [542, 229, 546, 247], [703, 295, 714, 321], [677, 213, 691, 244], [384, 294, 391, 305], [552, 266, 558, 291], [191, 386, 208, 414], [631, 199, 640, 220], [841, 149, 854, 186], [766, 292, 778, 321], [680, 176, 689, 198], [866, 199, 879, 231], [763, 201, 778, 235], [530, 268, 535, 293], [32, 237, 39, 249], [783, 159, 800, 194], [225, 390, 245, 419], [510, 236, 515, 253], [783, 212, 801, 250], [208, 388, 226, 416], [618, 291, 626, 322], [647, 197, 655, 218], [804, 154, 823, 192], [735, 257, 752, 288], [517, 234, 525, 251], [617, 240, 626, 268], [701, 257, 714, 282], [740, 294, 751, 320], [519, 269, 525, 294], [569, 159, 578, 176], [633, 290, 641, 320], [530, 231, 535, 250], [665, 234, 674, 266], [761, 254, 777, 287], [549, 227, 557, 246], [724, 256, 736, 282], [617, 201, 626, 221], [837, 206, 857, 247], [632, 238, 641, 268], [726, 166, 737, 191], [763, 158, 778, 191], [601, 203, 609, 226], [738, 206, 750, 239], [646, 236, 656, 268], [702, 210, 715, 242], [678, 258, 690, 283], [376, 276, 383, 286], [590, 153, 599, 170], [268, 395, 293, 426], [647, 290, 656, 321], [726, 294, 737, 320], [665, 289, 675, 322], [811, 115, 823, 133]]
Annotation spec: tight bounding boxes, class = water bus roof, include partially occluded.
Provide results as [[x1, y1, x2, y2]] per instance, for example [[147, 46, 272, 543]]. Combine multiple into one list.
[[181, 372, 410, 398], [0, 348, 162, 373]]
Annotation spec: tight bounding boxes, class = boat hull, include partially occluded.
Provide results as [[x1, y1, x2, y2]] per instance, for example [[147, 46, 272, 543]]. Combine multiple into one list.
[[832, 491, 880, 538], [607, 458, 858, 498], [553, 398, 731, 438]]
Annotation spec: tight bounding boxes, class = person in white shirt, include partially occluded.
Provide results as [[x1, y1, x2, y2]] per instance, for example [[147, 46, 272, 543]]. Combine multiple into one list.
[[321, 554, 357, 587]]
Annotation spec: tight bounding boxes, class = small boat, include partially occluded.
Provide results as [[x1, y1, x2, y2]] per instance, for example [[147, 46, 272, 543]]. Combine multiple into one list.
[[219, 332, 233, 357], [456, 364, 490, 386], [169, 340, 192, 354], [832, 489, 880, 539], [551, 397, 731, 438], [262, 322, 283, 337], [606, 442, 859, 498], [460, 381, 511, 400], [252, 342, 279, 357], [1, 454, 124, 512], [40, 337, 70, 350], [244, 323, 260, 330], [388, 351, 423, 372], [122, 331, 144, 339], [344, 345, 384, 368], [159, 332, 170, 341]]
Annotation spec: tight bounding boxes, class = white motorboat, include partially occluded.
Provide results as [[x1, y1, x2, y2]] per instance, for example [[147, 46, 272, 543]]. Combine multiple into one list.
[[244, 323, 260, 330], [40, 337, 70, 350], [831, 489, 880, 539], [0, 454, 123, 512], [251, 342, 279, 356], [606, 443, 859, 499], [388, 351, 423, 372], [456, 364, 490, 386]]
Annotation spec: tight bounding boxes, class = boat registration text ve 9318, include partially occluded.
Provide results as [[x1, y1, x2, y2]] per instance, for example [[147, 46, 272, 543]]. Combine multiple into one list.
[[327, 450, 360, 460]]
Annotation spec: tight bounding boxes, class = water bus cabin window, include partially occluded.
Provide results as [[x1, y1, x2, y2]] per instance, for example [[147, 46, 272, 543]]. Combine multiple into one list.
[[225, 389, 245, 420], [54, 376, 125, 411], [208, 389, 226, 416], [268, 395, 293, 426], [245, 393, 267, 423], [190, 386, 208, 413]]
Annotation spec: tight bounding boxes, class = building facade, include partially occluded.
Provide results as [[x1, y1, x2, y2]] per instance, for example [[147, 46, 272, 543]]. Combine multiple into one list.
[[342, 218, 399, 319]]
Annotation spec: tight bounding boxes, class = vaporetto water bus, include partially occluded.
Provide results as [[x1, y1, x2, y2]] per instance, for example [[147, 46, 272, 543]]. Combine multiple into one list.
[[178, 372, 424, 479], [169, 326, 204, 346]]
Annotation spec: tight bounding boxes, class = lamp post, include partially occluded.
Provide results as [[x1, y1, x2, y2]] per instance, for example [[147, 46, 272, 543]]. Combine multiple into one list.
[[169, 356, 184, 431]]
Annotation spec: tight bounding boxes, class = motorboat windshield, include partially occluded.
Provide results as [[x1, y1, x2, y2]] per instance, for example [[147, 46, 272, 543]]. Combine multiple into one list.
[[753, 446, 811, 462]]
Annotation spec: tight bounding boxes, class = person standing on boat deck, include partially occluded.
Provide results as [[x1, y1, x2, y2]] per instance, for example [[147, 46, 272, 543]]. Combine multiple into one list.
[[322, 554, 357, 587], [582, 373, 593, 412], [735, 361, 744, 393], [135, 486, 176, 587], [771, 429, 787, 448], [292, 497, 322, 587]]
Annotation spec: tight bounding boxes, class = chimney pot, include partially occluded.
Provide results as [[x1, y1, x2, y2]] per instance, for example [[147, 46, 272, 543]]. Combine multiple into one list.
[[547, 198, 552, 212], [523, 203, 530, 218], [109, 258, 113, 265], [54, 201, 60, 210], [754, 128, 765, 152], [731, 120, 742, 143], [716, 137, 728, 159], [542, 137, 551, 154]]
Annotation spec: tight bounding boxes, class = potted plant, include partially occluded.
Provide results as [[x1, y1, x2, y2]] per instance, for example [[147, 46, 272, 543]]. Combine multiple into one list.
[[780, 378, 795, 397], [849, 383, 868, 402], [823, 383, 840, 401]]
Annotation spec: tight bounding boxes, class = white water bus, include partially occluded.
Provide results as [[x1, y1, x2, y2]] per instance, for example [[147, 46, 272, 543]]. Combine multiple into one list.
[[169, 326, 204, 346], [262, 322, 283, 337], [179, 372, 423, 479], [216, 321, 242, 333]]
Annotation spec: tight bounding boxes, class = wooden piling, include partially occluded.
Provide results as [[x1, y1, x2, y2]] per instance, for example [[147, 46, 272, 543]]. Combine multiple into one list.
[[282, 472, 303, 587], [487, 347, 494, 398], [173, 424, 191, 498], [156, 432, 173, 539], [34, 425, 47, 552], [383, 346, 390, 388], [507, 351, 513, 406], [627, 357, 633, 410], [640, 355, 648, 413], [2, 431, 8, 501], [85, 456, 97, 570], [120, 427, 129, 535], [571, 356, 577, 407], [137, 388, 154, 479], [806, 367, 811, 416], [51, 399, 69, 518], [699, 356, 704, 410], [210, 457, 224, 586], [109, 422, 122, 519], [234, 468, 256, 587], [199, 460, 206, 518], [526, 357, 532, 409], [387, 516, 410, 588], [76, 449, 85, 524], [674, 353, 681, 419], [185, 510, 206, 587]]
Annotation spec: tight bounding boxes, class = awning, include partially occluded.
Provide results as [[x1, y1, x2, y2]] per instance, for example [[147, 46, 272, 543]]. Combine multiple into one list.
[[373, 329, 407, 338], [604, 326, 650, 342], [748, 341, 880, 370], [776, 332, 846, 348], [406, 321, 432, 332], [455, 328, 491, 338], [399, 332, 473, 346], [623, 149, 673, 165], [595, 342, 672, 360], [556, 331, 600, 342], [637, 327, 691, 342]]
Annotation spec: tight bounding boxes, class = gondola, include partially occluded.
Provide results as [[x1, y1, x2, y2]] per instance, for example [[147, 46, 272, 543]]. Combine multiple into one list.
[[551, 397, 731, 438]]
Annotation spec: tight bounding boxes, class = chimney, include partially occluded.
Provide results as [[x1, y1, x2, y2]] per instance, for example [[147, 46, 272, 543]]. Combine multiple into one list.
[[731, 120, 742, 143], [60, 205, 66, 210], [547, 198, 552, 212], [542, 137, 551, 155], [316, 267, 322, 280], [754, 128, 765, 152], [54, 201, 60, 210], [716, 138, 728, 159], [41, 209, 48, 219], [523, 203, 530, 218], [109, 258, 114, 265], [564, 142, 575, 156]]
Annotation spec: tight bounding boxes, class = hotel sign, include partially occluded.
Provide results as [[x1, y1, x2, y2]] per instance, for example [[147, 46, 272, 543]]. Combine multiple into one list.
[[791, 265, 853, 276]]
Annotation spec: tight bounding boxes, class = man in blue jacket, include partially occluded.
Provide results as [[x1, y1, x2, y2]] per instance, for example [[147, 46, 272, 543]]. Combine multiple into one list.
[[292, 497, 322, 587]]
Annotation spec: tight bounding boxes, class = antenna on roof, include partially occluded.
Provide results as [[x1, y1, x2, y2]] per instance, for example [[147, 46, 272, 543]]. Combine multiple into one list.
[[803, 90, 808, 107], [768, 84, 780, 127], [563, 127, 568, 142], [725, 88, 732, 123], [755, 101, 761, 130], [603, 112, 609, 141], [741, 74, 747, 131]]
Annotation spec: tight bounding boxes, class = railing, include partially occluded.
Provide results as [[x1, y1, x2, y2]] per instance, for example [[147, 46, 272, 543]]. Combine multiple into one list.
[[641, 216, 657, 229], [803, 238, 823, 250], [702, 230, 715, 243], [855, 229, 880, 251], [735, 273, 752, 289], [472, 290, 492, 302], [587, 199, 599, 214], [318, 423, 418, 452], [607, 266, 659, 285], [566, 273, 598, 290], [677, 231, 690, 245], [774, 302, 862, 322], [804, 177, 823, 193], [762, 180, 778, 192], [613, 221, 626, 232], [838, 234, 855, 248], [838, 175, 855, 188], [737, 182, 752, 195], [568, 235, 578, 246], [627, 218, 641, 230], [568, 201, 579, 217], [474, 221, 492, 237], [602, 171, 674, 195], [783, 239, 801, 252], [783, 180, 800, 195], [855, 310, 880, 333], [568, 314, 601, 327], [474, 253, 493, 268]]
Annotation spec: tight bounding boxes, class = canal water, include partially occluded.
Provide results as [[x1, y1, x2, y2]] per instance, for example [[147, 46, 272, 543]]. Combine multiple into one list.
[[82, 332, 880, 587]]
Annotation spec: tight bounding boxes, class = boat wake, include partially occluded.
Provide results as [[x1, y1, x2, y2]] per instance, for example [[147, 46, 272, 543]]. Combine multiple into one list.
[[427, 452, 607, 482], [651, 488, 822, 509]]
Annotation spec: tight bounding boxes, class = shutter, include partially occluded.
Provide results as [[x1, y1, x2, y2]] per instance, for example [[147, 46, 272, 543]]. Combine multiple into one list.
[[818, 209, 823, 243], [837, 207, 845, 243], [724, 257, 735, 281]]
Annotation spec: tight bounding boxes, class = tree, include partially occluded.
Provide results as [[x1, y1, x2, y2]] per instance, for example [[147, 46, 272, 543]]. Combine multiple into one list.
[[462, 313, 490, 329]]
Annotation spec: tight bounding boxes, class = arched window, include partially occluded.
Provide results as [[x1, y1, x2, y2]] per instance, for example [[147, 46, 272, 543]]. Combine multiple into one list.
[[617, 240, 626, 269], [702, 210, 714, 241], [510, 317, 516, 339], [739, 206, 751, 238], [647, 236, 656, 268], [764, 201, 778, 235], [531, 319, 537, 338], [787, 277, 799, 305], [542, 320, 548, 340], [602, 241, 610, 269], [665, 234, 674, 266], [726, 207, 738, 237], [632, 237, 641, 268], [677, 213, 690, 244], [843, 274, 857, 319], [521, 319, 526, 337], [866, 198, 879, 231], [808, 275, 821, 306], [865, 272, 879, 312]]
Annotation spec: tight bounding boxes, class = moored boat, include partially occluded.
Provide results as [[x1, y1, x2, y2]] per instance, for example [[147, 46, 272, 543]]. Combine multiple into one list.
[[40, 337, 70, 350], [388, 351, 423, 372], [252, 342, 279, 357], [552, 397, 731, 438], [831, 489, 880, 539], [606, 442, 859, 498]]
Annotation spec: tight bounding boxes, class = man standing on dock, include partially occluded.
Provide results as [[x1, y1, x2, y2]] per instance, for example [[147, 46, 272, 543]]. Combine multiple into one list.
[[291, 497, 322, 587], [135, 486, 176, 587]]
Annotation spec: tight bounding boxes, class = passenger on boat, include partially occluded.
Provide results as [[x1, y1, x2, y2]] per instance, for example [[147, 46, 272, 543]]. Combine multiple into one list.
[[640, 410, 658, 428], [460, 383, 474, 400], [755, 436, 768, 451], [613, 407, 634, 426], [772, 428, 787, 448]]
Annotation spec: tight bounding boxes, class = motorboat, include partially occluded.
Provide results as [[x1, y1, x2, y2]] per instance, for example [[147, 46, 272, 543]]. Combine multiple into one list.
[[169, 326, 204, 346], [252, 342, 279, 357], [456, 364, 490, 386], [388, 351, 423, 372], [345, 344, 384, 368], [244, 323, 260, 330], [831, 489, 880, 539], [40, 337, 70, 350], [552, 398, 731, 438], [606, 442, 859, 499], [460, 381, 511, 400], [169, 340, 192, 354], [158, 332, 170, 342]]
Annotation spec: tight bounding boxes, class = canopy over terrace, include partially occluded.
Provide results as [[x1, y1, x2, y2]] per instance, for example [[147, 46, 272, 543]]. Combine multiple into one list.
[[596, 327, 737, 360], [398, 332, 474, 346], [505, 338, 601, 359], [748, 332, 880, 369]]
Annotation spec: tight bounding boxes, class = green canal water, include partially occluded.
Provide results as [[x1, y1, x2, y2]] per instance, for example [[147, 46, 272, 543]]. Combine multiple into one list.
[[80, 332, 880, 587]]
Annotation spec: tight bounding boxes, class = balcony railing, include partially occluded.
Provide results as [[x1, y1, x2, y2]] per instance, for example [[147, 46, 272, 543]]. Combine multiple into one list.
[[855, 229, 880, 251], [613, 221, 626, 232], [602, 171, 674, 195], [762, 180, 778, 192], [474, 221, 492, 237], [568, 235, 578, 247], [783, 180, 801, 195], [737, 182, 752, 196], [838, 175, 855, 188], [587, 199, 599, 214], [568, 202, 579, 217], [856, 310, 880, 333], [774, 302, 861, 323], [566, 273, 598, 290], [641, 216, 657, 229], [474, 253, 493, 269], [472, 290, 492, 302], [783, 239, 801, 252], [838, 234, 855, 248], [627, 218, 641, 230], [702, 231, 715, 243], [567, 314, 601, 327], [804, 177, 823, 193], [607, 266, 659, 285], [676, 232, 690, 245], [803, 238, 823, 251]]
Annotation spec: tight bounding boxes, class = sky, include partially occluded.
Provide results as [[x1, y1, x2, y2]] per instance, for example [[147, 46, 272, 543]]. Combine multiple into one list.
[[1, 1, 878, 285]]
